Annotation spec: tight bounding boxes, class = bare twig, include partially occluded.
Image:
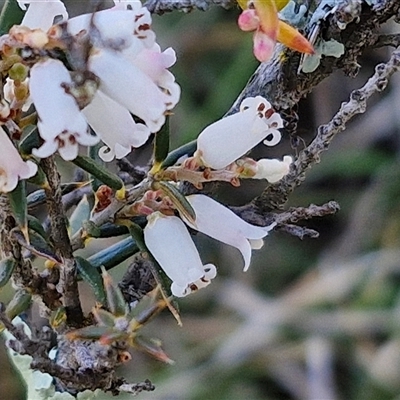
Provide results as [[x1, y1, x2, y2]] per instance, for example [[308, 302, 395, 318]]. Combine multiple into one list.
[[373, 33, 400, 48], [255, 46, 400, 210]]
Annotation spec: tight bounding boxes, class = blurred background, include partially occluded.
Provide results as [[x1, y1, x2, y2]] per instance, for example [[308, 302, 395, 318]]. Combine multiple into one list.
[[2, 1, 400, 399]]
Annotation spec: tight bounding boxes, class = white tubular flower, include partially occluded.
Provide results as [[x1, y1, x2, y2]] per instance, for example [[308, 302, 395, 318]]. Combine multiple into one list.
[[30, 59, 99, 161], [18, 0, 68, 31], [253, 155, 293, 182], [0, 127, 37, 192], [144, 212, 217, 297], [183, 194, 276, 271], [88, 48, 173, 133], [196, 96, 283, 170], [128, 44, 181, 111], [66, 8, 154, 54], [83, 91, 151, 162]]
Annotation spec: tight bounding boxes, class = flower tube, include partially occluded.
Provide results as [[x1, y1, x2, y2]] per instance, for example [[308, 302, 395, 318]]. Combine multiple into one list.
[[182, 194, 276, 271], [144, 212, 217, 297], [196, 96, 283, 170]]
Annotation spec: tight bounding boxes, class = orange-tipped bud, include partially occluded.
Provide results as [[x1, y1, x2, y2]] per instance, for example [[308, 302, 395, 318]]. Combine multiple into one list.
[[277, 20, 314, 55]]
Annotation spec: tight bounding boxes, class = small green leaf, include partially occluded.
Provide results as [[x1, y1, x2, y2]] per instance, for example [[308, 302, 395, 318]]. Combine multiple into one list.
[[73, 155, 123, 190], [5, 290, 32, 320], [69, 195, 91, 237], [18, 125, 40, 156], [154, 181, 196, 225], [0, 0, 25, 35], [125, 222, 147, 253], [102, 267, 128, 317], [66, 325, 115, 341], [160, 139, 197, 169], [27, 215, 47, 239], [92, 308, 116, 327], [134, 335, 174, 364], [8, 180, 28, 242], [88, 143, 105, 192], [151, 118, 170, 173], [87, 236, 138, 270], [13, 229, 61, 264], [0, 257, 16, 288], [75, 256, 106, 305]]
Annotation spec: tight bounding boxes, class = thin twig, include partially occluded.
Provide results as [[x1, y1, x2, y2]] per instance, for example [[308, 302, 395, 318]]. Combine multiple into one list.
[[255, 46, 400, 210], [40, 156, 83, 325], [373, 33, 400, 48]]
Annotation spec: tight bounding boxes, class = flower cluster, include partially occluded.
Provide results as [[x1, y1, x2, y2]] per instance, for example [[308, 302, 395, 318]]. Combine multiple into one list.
[[0, 2, 292, 300], [237, 0, 314, 62], [141, 96, 290, 297], [7, 0, 180, 161]]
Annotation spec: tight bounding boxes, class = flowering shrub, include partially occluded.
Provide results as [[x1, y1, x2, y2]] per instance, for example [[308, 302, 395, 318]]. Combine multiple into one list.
[[0, 0, 397, 398]]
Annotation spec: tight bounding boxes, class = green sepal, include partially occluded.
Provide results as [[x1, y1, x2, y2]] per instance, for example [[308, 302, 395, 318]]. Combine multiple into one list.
[[83, 221, 129, 239], [154, 181, 196, 225], [27, 215, 48, 239], [18, 125, 40, 156], [160, 139, 197, 169], [87, 237, 138, 270], [151, 117, 170, 173], [101, 267, 128, 317], [72, 155, 123, 190], [69, 195, 91, 237], [0, 257, 16, 289], [75, 256, 106, 306], [5, 290, 32, 320], [0, 0, 25, 36], [13, 229, 61, 264], [8, 180, 28, 242]]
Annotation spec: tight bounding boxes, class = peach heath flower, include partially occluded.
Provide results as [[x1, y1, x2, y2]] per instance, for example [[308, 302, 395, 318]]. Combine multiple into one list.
[[0, 127, 37, 192], [144, 212, 217, 297], [237, 0, 314, 62], [196, 96, 283, 170], [182, 194, 276, 271], [30, 59, 99, 160]]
